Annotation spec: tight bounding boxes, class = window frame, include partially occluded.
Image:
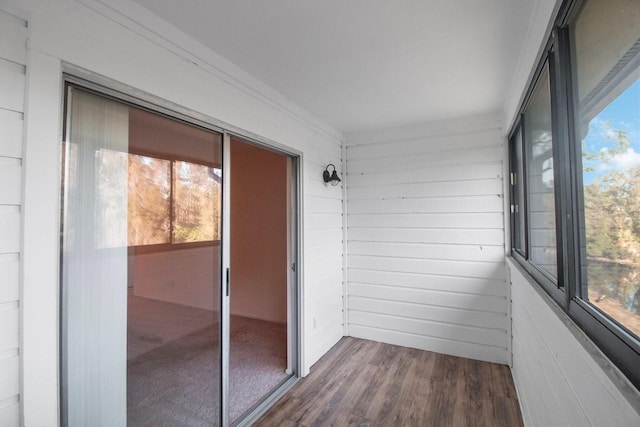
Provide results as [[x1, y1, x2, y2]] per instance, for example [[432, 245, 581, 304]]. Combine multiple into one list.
[[63, 81, 224, 254], [508, 0, 640, 389], [127, 152, 223, 252]]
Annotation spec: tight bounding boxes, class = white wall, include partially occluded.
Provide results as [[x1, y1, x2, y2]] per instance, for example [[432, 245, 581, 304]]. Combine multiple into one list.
[[509, 259, 640, 426], [0, 6, 26, 427], [230, 141, 288, 324], [345, 114, 510, 364], [131, 246, 219, 311], [16, 0, 345, 424]]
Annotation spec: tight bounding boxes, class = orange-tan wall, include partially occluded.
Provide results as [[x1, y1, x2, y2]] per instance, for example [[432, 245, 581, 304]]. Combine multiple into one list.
[[230, 140, 288, 323]]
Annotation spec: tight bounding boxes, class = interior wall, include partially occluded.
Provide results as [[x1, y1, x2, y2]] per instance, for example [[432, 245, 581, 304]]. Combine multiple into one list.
[[18, 0, 345, 424], [0, 7, 26, 427], [130, 246, 219, 310], [345, 114, 510, 364], [230, 140, 288, 323], [508, 259, 640, 425]]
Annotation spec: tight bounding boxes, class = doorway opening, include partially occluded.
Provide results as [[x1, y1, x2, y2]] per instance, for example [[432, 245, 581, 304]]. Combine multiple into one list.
[[229, 138, 294, 422], [59, 81, 300, 426]]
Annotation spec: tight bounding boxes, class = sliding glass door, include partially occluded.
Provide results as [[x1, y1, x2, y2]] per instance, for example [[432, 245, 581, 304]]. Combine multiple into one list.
[[61, 85, 223, 426], [60, 83, 300, 426]]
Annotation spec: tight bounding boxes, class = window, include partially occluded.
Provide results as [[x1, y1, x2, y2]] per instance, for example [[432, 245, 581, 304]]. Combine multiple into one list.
[[128, 154, 171, 246], [511, 127, 526, 256], [525, 63, 559, 281], [128, 154, 222, 247], [573, 0, 640, 340], [509, 0, 640, 388]]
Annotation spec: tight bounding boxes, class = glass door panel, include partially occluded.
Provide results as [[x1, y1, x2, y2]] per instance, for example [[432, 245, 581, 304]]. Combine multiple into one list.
[[61, 86, 223, 426], [228, 138, 293, 423]]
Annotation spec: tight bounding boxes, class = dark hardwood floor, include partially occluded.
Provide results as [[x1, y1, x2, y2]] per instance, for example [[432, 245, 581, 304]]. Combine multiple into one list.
[[255, 337, 523, 427]]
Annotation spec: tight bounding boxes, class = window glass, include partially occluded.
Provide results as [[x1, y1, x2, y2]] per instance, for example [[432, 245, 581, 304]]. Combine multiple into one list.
[[173, 161, 222, 243], [525, 65, 558, 279], [575, 0, 640, 336], [512, 127, 526, 255], [128, 155, 171, 246]]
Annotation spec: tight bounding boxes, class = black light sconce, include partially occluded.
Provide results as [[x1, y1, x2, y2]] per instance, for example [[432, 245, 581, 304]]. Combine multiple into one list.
[[323, 164, 341, 186]]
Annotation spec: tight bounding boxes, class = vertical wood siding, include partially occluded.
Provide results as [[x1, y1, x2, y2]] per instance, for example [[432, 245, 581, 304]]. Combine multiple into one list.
[[509, 259, 640, 426], [345, 117, 510, 364], [0, 8, 27, 427]]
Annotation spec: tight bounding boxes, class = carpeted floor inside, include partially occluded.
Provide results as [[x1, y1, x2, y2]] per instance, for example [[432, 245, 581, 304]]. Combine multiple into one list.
[[127, 293, 289, 426]]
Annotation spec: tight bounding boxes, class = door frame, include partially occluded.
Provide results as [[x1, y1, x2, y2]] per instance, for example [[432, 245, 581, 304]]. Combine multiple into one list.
[[60, 70, 304, 426], [223, 133, 303, 426]]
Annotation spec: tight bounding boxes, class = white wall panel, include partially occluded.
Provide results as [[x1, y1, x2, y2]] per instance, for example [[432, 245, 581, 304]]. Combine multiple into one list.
[[0, 308, 18, 353], [0, 159, 21, 205], [349, 269, 507, 297], [0, 207, 20, 254], [0, 255, 19, 303], [0, 10, 27, 65], [0, 110, 23, 159], [509, 258, 640, 426], [345, 115, 509, 364], [0, 59, 25, 112], [0, 9, 24, 426], [348, 227, 504, 246], [348, 212, 504, 229]]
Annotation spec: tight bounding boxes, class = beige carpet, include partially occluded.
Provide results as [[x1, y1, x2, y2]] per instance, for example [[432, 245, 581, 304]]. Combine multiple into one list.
[[127, 293, 289, 426]]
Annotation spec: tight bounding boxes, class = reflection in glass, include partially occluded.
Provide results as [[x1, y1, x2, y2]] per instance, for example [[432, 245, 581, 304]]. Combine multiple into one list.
[[173, 161, 222, 243], [62, 86, 222, 426], [525, 65, 558, 279], [575, 0, 640, 337], [128, 155, 171, 246], [512, 128, 526, 254]]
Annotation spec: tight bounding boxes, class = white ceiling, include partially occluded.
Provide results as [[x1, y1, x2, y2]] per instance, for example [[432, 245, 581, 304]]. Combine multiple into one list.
[[130, 0, 534, 133]]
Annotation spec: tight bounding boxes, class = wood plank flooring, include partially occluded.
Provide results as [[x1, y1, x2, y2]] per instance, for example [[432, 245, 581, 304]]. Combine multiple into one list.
[[255, 337, 523, 427]]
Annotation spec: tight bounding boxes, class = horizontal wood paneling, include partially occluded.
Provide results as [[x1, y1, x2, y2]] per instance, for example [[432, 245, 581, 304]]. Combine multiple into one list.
[[349, 324, 509, 364], [349, 283, 507, 314], [0, 110, 23, 159], [348, 146, 503, 174], [0, 208, 20, 254], [348, 212, 504, 229], [348, 296, 508, 329], [0, 10, 27, 65], [306, 228, 343, 248], [348, 241, 504, 263], [0, 59, 25, 112], [305, 195, 343, 214], [349, 311, 507, 348], [346, 127, 501, 160], [348, 227, 504, 246], [348, 269, 507, 297], [305, 212, 343, 231], [301, 155, 345, 371], [0, 401, 19, 427], [348, 195, 504, 215], [348, 178, 502, 200], [0, 255, 19, 303], [0, 11, 26, 426], [0, 159, 21, 205], [349, 256, 505, 281], [0, 308, 18, 353], [0, 355, 19, 402], [346, 117, 509, 364], [347, 162, 502, 188], [509, 260, 640, 426]]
